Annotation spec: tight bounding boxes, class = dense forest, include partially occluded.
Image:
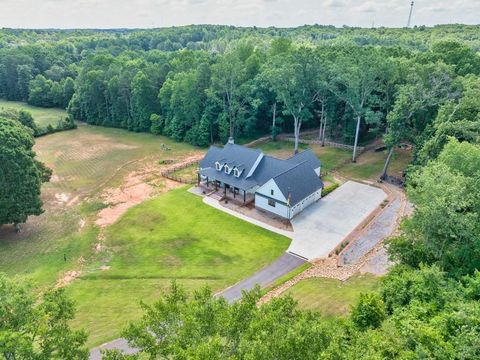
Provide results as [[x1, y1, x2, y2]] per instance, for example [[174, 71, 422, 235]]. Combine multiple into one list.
[[1, 25, 479, 157]]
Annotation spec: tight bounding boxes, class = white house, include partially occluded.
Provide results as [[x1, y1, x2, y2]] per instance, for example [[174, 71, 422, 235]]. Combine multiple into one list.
[[198, 141, 323, 220]]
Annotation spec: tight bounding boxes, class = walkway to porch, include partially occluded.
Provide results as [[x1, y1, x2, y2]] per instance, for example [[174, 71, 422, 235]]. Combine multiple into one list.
[[189, 186, 293, 234]]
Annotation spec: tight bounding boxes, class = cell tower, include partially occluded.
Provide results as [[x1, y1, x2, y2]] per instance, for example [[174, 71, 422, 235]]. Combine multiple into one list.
[[407, 1, 415, 28]]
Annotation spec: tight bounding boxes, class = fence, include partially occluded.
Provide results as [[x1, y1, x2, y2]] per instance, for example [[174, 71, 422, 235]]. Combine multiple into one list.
[[276, 135, 365, 152], [160, 160, 199, 184]]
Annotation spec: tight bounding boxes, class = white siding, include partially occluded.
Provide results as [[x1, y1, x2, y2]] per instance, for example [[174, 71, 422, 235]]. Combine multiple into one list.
[[255, 179, 290, 218], [255, 179, 287, 202], [314, 166, 321, 177], [255, 193, 290, 218]]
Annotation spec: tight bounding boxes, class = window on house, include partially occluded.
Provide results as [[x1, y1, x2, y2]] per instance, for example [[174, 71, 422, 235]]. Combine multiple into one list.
[[224, 166, 229, 174], [268, 199, 276, 207], [233, 169, 239, 177], [215, 162, 222, 171], [270, 189, 274, 196]]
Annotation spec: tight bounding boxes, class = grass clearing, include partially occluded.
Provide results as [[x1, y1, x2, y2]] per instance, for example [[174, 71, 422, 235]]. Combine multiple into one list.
[[256, 140, 412, 181], [0, 124, 198, 289], [284, 274, 380, 315], [338, 149, 412, 181], [67, 188, 290, 346], [0, 99, 68, 128]]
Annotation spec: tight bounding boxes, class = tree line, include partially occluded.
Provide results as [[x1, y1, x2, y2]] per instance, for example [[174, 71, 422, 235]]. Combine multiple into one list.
[[1, 26, 480, 162]]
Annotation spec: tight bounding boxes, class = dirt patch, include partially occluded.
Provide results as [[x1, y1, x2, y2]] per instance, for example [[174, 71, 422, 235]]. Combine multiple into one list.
[[56, 270, 81, 288], [94, 155, 199, 228]]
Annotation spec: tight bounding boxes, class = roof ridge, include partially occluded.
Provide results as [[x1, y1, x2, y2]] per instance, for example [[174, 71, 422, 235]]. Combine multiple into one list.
[[286, 148, 314, 160], [272, 160, 308, 179]]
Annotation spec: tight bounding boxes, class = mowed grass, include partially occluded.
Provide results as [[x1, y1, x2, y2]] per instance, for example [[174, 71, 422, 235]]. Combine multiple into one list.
[[338, 148, 413, 180], [0, 99, 67, 127], [0, 125, 198, 288], [284, 275, 380, 316], [257, 140, 352, 173], [67, 188, 291, 346], [257, 140, 412, 181]]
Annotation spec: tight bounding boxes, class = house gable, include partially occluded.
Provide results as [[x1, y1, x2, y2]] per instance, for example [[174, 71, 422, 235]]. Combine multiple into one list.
[[255, 178, 288, 203]]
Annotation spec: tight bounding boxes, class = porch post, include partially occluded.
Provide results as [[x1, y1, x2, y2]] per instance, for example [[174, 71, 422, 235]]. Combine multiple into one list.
[[234, 188, 236, 199], [206, 177, 209, 187], [243, 190, 246, 203]]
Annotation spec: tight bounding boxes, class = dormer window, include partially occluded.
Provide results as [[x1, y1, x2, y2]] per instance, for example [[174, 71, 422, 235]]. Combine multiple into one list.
[[234, 168, 240, 177], [215, 162, 223, 171], [224, 165, 230, 174]]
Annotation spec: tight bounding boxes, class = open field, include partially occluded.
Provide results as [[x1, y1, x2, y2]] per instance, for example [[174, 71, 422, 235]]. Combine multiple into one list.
[[257, 140, 412, 180], [0, 124, 198, 287], [0, 99, 68, 128], [68, 188, 290, 346], [284, 275, 380, 315]]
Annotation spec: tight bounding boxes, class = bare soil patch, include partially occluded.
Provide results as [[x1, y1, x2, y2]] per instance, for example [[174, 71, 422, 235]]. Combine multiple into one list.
[[95, 171, 156, 228], [95, 154, 203, 228]]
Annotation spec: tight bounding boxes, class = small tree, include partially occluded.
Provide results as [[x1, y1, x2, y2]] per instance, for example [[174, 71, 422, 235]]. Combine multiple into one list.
[[0, 273, 88, 359], [351, 293, 386, 331]]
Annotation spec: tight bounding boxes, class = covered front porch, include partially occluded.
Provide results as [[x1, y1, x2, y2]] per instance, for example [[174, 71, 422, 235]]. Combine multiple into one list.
[[197, 174, 255, 205]]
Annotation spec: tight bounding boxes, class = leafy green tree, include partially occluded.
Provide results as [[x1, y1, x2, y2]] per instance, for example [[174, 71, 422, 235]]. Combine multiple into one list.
[[62, 77, 76, 108], [28, 74, 54, 107], [0, 118, 48, 229], [416, 75, 480, 164], [210, 46, 251, 142], [351, 293, 386, 331], [388, 139, 480, 277], [0, 273, 88, 359], [265, 47, 320, 154], [329, 47, 390, 162], [431, 40, 480, 76], [103, 282, 335, 360], [16, 64, 33, 101], [381, 62, 460, 179], [130, 71, 158, 132]]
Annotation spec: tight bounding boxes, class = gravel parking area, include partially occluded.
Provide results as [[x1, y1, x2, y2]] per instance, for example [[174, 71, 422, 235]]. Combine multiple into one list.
[[340, 197, 401, 265]]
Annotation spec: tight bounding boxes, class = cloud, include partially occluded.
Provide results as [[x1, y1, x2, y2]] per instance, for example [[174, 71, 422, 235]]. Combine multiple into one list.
[[324, 0, 344, 8], [0, 0, 479, 29]]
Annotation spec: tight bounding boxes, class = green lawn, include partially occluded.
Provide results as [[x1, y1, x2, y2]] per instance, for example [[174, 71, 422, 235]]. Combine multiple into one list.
[[338, 149, 412, 181], [0, 125, 198, 289], [0, 99, 67, 127], [67, 188, 291, 347], [257, 140, 412, 181], [284, 275, 380, 316]]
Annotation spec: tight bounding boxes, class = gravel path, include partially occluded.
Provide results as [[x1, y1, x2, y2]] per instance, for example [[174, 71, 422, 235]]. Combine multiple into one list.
[[340, 197, 402, 265]]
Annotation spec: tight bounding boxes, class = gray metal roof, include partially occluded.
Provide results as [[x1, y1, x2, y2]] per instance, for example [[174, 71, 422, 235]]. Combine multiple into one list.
[[273, 162, 324, 206], [286, 149, 322, 170]]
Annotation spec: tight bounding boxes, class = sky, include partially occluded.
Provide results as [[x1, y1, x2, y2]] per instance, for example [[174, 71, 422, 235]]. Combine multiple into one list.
[[0, 0, 479, 29]]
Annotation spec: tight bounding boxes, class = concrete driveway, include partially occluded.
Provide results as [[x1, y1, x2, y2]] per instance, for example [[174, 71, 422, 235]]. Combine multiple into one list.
[[288, 181, 387, 260]]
